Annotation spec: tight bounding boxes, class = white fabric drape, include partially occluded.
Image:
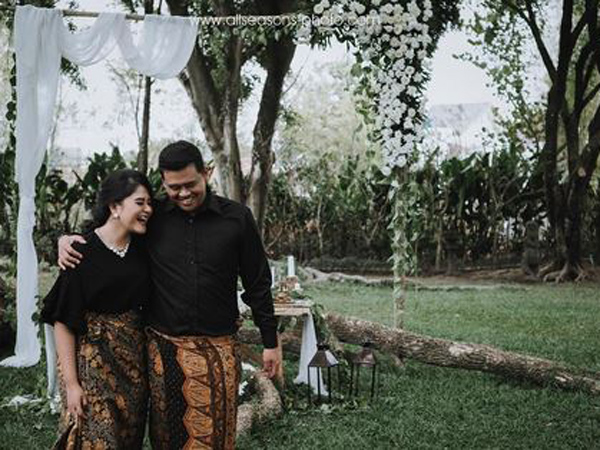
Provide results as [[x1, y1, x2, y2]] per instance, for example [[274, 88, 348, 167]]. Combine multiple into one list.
[[2, 5, 198, 368], [294, 313, 327, 394], [119, 15, 199, 79]]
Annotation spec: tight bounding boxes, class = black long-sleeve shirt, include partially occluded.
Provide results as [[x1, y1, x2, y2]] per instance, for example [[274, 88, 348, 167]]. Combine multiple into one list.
[[41, 232, 149, 334], [144, 190, 278, 348]]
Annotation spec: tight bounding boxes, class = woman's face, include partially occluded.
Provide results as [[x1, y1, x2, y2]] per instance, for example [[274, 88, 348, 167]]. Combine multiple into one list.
[[112, 185, 153, 234]]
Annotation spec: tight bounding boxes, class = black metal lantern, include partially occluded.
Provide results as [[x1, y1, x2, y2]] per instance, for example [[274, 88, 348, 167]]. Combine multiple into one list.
[[349, 341, 378, 400], [307, 343, 340, 404]]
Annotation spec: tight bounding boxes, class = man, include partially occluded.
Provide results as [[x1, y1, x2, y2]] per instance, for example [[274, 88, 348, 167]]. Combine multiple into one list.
[[59, 140, 279, 449]]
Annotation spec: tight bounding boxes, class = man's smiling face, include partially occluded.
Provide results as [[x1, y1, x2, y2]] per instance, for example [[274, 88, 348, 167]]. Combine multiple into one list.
[[162, 163, 208, 213]]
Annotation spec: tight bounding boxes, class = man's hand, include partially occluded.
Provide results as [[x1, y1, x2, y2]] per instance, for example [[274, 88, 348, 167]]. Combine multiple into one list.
[[58, 235, 87, 270], [262, 347, 280, 379]]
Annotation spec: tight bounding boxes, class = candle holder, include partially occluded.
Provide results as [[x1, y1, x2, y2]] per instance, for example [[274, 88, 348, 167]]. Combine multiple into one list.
[[349, 342, 378, 400], [307, 343, 340, 404]]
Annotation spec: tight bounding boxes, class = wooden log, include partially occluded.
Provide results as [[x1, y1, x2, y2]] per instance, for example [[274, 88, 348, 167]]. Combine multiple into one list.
[[237, 328, 302, 354], [236, 372, 282, 438], [325, 313, 600, 395]]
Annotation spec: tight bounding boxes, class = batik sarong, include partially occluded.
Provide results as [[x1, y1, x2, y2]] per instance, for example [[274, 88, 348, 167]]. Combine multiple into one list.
[[55, 310, 148, 450], [146, 328, 241, 450]]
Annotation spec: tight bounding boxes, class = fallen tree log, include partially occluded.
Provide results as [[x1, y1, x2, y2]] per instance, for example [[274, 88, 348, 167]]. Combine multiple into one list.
[[302, 267, 394, 286], [236, 372, 282, 438], [237, 328, 302, 354], [302, 267, 526, 291], [325, 313, 600, 395]]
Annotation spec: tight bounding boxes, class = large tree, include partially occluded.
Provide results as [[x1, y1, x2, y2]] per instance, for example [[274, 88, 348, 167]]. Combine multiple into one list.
[[465, 0, 600, 280]]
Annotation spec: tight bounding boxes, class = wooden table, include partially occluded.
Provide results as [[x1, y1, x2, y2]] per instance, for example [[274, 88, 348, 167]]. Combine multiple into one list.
[[273, 300, 313, 386]]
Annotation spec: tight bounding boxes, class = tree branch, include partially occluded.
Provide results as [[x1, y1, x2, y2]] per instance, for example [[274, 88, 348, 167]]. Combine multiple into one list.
[[505, 0, 557, 81], [581, 82, 600, 112]]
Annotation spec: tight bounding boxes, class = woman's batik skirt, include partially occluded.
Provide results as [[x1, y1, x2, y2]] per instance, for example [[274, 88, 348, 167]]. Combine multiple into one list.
[[146, 328, 240, 450], [54, 310, 148, 450]]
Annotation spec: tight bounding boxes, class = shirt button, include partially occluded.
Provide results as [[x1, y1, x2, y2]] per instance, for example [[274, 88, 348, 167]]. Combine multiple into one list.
[[188, 218, 193, 224], [190, 259, 195, 265]]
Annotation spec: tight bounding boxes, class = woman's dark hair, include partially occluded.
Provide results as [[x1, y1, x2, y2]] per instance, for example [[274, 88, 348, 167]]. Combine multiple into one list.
[[88, 169, 153, 230]]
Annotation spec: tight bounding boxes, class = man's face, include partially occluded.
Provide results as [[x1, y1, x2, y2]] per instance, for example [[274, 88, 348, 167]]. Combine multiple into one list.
[[162, 163, 208, 213]]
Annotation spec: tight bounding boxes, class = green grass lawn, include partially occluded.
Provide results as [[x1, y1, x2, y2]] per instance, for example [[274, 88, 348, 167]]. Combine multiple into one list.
[[1, 280, 599, 449]]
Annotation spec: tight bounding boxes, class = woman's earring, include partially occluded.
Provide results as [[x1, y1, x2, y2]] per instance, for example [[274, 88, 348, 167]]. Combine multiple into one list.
[[113, 213, 119, 219]]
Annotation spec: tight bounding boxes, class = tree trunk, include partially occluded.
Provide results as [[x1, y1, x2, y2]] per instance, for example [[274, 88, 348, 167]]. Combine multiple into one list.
[[137, 75, 152, 174], [537, 1, 573, 272], [222, 34, 245, 202], [248, 34, 296, 228], [325, 313, 600, 395], [236, 372, 282, 438]]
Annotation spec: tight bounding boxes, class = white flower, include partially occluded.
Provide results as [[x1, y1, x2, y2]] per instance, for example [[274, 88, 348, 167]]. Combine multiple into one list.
[[352, 2, 366, 15], [408, 2, 421, 17], [381, 3, 394, 14], [314, 3, 324, 14]]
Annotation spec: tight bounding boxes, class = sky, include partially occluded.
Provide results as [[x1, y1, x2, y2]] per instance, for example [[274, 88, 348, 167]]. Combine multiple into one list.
[[51, 1, 499, 158]]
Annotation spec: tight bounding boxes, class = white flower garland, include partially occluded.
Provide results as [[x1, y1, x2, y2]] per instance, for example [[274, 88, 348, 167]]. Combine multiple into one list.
[[311, 0, 433, 172], [307, 1, 435, 326], [0, 17, 13, 153]]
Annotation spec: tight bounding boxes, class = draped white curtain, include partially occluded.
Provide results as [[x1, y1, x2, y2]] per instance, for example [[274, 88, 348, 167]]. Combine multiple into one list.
[[1, 5, 198, 368], [294, 313, 327, 394]]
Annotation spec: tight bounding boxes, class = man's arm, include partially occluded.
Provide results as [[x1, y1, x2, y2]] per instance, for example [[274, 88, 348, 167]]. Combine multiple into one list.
[[239, 207, 280, 378], [58, 235, 87, 270]]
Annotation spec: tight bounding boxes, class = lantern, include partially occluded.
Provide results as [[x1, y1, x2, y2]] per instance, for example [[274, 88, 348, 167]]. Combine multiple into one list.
[[349, 341, 378, 400], [307, 343, 340, 404]]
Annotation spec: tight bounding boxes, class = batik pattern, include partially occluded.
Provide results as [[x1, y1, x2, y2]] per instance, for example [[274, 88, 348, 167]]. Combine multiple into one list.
[[54, 310, 148, 450], [147, 328, 240, 450]]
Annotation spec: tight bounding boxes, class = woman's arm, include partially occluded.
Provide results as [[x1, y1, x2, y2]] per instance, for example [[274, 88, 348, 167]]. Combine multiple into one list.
[[54, 322, 86, 418]]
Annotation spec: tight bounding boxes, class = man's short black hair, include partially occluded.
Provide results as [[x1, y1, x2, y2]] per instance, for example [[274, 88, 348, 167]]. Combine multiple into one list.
[[159, 140, 205, 173]]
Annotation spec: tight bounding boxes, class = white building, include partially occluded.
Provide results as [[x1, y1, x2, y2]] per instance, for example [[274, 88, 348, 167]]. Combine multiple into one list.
[[426, 102, 496, 159]]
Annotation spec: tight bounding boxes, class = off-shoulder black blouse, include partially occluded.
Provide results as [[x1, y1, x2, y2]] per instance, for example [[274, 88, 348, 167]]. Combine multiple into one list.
[[40, 231, 150, 334]]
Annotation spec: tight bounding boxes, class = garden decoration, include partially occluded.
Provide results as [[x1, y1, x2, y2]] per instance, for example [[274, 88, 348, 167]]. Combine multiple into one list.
[[307, 343, 340, 404], [310, 0, 446, 329], [349, 341, 378, 400]]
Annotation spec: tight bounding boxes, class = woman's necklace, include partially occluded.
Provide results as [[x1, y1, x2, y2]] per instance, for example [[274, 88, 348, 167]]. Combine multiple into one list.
[[95, 230, 130, 258]]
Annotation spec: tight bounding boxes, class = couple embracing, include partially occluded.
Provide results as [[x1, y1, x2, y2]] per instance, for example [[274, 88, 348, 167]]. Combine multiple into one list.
[[41, 140, 279, 449]]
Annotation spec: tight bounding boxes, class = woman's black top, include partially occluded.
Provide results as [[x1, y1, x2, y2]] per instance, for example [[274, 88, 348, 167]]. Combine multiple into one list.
[[41, 231, 150, 335]]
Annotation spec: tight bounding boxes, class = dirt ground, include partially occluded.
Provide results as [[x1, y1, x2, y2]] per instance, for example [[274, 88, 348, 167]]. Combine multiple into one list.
[[412, 266, 600, 286]]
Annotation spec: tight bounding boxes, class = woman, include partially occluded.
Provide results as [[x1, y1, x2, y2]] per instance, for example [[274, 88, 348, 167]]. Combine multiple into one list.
[[41, 169, 153, 449]]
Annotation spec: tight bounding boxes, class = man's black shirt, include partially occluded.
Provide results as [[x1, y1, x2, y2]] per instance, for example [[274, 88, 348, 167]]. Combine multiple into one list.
[[144, 190, 277, 348]]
